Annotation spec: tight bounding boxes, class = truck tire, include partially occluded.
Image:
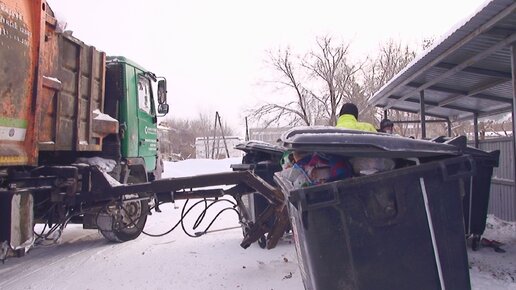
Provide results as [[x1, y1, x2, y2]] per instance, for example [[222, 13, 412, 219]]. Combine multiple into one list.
[[98, 193, 149, 242]]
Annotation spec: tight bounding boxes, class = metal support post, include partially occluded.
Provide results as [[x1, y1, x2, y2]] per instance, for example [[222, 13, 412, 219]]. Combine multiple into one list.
[[447, 118, 452, 137], [473, 113, 480, 148], [510, 44, 516, 205], [420, 91, 427, 139]]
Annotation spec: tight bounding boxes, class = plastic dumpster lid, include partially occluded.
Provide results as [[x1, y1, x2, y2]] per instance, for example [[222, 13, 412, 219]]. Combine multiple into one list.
[[430, 135, 500, 163], [280, 126, 461, 158], [441, 135, 494, 158], [235, 140, 285, 156]]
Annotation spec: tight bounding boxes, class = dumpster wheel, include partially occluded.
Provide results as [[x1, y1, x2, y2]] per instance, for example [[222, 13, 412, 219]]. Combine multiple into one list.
[[470, 234, 481, 251], [242, 222, 269, 249], [258, 235, 267, 249], [97, 194, 149, 242]]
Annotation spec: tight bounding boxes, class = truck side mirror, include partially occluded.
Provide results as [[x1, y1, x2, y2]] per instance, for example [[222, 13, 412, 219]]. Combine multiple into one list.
[[158, 103, 169, 115], [157, 79, 167, 104]]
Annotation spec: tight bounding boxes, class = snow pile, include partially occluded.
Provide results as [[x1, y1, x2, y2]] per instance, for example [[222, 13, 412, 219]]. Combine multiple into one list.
[[468, 215, 516, 287], [484, 215, 516, 242], [42, 76, 61, 84], [93, 109, 118, 122]]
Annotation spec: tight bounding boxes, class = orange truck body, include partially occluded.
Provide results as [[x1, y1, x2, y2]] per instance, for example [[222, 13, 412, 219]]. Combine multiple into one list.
[[0, 0, 111, 167]]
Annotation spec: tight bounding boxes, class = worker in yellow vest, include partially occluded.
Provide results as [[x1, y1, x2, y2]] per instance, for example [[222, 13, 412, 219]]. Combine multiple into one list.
[[336, 103, 377, 132]]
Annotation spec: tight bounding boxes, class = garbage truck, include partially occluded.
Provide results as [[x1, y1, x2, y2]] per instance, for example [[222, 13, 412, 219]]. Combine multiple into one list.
[[0, 0, 173, 258], [0, 0, 289, 261]]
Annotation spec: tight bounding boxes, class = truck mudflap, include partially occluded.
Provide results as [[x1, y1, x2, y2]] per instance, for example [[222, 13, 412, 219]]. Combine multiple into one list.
[[91, 167, 290, 249], [0, 191, 34, 259]]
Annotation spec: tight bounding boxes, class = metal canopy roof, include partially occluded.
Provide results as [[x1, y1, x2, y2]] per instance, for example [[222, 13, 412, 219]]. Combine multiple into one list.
[[369, 0, 516, 121]]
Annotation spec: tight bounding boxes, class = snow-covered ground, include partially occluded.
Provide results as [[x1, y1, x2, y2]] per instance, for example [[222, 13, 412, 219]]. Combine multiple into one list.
[[0, 158, 515, 289]]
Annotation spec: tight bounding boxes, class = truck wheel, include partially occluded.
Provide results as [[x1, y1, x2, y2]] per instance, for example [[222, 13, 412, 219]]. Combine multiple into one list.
[[97, 194, 149, 242]]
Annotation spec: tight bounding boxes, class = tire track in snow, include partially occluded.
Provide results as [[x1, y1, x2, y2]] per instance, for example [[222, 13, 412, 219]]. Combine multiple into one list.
[[0, 231, 121, 289]]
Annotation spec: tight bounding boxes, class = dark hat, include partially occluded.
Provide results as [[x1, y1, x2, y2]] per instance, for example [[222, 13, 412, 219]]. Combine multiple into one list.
[[380, 118, 394, 129], [339, 103, 358, 119]]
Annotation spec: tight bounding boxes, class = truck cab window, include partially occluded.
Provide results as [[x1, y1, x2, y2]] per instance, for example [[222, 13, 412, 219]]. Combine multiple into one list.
[[138, 76, 153, 115]]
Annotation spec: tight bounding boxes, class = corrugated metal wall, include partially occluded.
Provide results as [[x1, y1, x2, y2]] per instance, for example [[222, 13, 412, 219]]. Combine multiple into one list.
[[474, 137, 515, 221]]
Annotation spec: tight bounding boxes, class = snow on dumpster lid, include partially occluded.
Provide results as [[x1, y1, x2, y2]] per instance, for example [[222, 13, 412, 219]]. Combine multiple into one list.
[[235, 140, 285, 155], [280, 126, 461, 158]]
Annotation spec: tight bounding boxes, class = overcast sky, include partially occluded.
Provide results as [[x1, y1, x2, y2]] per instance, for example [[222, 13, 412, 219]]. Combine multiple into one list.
[[46, 0, 487, 134]]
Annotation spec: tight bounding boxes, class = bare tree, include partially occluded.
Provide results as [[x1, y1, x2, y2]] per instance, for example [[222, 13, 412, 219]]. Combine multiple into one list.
[[361, 39, 421, 131], [251, 48, 313, 126], [158, 118, 196, 160], [304, 37, 363, 125], [250, 36, 362, 127], [363, 39, 417, 96], [158, 111, 235, 160], [250, 37, 442, 132]]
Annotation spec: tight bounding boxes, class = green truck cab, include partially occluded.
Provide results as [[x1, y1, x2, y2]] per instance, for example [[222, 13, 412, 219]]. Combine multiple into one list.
[[105, 56, 169, 182]]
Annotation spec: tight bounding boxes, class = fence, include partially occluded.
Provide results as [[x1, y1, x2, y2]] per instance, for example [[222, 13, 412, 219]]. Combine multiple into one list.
[[472, 137, 515, 221]]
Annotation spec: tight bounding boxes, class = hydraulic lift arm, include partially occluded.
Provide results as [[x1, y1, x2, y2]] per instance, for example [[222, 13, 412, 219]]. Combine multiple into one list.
[[91, 168, 290, 249]]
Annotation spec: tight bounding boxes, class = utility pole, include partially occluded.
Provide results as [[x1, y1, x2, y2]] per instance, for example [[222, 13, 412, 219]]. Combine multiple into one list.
[[217, 112, 230, 158], [211, 112, 230, 159]]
